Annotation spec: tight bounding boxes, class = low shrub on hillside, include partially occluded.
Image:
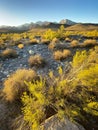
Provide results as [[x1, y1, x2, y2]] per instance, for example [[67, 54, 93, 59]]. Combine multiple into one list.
[[1, 48, 18, 58], [65, 37, 72, 42], [0, 39, 5, 49], [53, 49, 71, 60], [28, 55, 46, 67], [21, 49, 98, 130], [72, 50, 88, 68], [48, 38, 68, 51], [41, 39, 50, 45], [48, 38, 60, 50], [18, 44, 24, 49], [43, 29, 56, 40], [83, 39, 97, 47], [3, 69, 38, 102], [26, 39, 38, 45], [70, 40, 79, 47]]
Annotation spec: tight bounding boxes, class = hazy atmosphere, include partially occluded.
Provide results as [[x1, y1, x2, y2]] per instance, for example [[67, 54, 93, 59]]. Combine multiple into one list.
[[0, 0, 98, 26]]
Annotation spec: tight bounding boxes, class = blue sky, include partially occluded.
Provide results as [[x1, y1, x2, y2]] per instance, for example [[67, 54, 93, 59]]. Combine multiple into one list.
[[0, 0, 98, 26]]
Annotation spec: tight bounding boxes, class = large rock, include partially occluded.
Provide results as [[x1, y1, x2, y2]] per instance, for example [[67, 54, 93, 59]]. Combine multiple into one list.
[[40, 115, 85, 130]]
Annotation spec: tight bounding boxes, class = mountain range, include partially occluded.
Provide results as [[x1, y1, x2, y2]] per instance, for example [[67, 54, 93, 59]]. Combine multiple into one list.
[[0, 19, 98, 33]]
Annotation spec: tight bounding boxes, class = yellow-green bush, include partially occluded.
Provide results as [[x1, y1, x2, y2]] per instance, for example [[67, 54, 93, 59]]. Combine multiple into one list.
[[77, 64, 98, 88], [3, 69, 38, 102], [21, 49, 98, 130], [43, 29, 56, 40], [83, 102, 98, 116], [72, 50, 88, 68], [21, 78, 48, 130]]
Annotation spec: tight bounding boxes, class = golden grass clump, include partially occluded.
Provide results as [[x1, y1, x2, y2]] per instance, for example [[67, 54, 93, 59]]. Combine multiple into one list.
[[41, 39, 50, 45], [27, 39, 38, 45], [1, 48, 18, 58], [28, 54, 45, 67], [48, 38, 63, 50], [65, 37, 71, 42], [70, 40, 79, 47], [52, 38, 60, 43], [48, 38, 60, 50], [83, 39, 97, 47], [3, 69, 38, 102], [53, 50, 63, 60], [18, 44, 24, 49], [53, 49, 71, 60]]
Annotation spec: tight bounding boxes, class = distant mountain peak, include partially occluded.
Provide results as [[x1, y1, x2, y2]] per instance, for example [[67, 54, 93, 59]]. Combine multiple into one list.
[[60, 19, 76, 25]]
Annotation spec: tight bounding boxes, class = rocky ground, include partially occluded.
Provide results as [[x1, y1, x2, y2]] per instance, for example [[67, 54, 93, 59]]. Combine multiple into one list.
[[0, 42, 71, 88]]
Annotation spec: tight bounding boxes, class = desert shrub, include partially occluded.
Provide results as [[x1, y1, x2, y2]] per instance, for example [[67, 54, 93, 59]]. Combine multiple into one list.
[[21, 50, 98, 130], [12, 34, 21, 42], [26, 39, 38, 45], [52, 37, 60, 43], [63, 49, 71, 57], [65, 37, 71, 42], [0, 38, 4, 44], [83, 39, 97, 47], [72, 50, 88, 68], [57, 25, 65, 38], [21, 78, 48, 130], [77, 64, 98, 88], [70, 40, 79, 47], [18, 44, 24, 49], [21, 69, 74, 129], [49, 42, 66, 51], [83, 102, 98, 116], [53, 49, 71, 60], [48, 42, 56, 50], [88, 47, 98, 64], [3, 69, 38, 102], [41, 39, 50, 45], [53, 50, 63, 60], [72, 47, 98, 68], [0, 38, 6, 49], [43, 29, 56, 40], [28, 55, 45, 67], [48, 38, 62, 50], [1, 48, 18, 58]]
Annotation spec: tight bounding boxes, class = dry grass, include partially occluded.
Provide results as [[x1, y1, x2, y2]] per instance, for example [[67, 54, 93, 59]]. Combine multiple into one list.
[[26, 39, 38, 45], [28, 54, 46, 67], [3, 69, 38, 102], [11, 115, 30, 130], [48, 38, 60, 50], [41, 39, 50, 45], [53, 50, 63, 60], [48, 38, 65, 50], [18, 44, 24, 49], [83, 39, 97, 47], [1, 48, 18, 58], [65, 37, 71, 42], [70, 40, 79, 47], [53, 49, 71, 60], [52, 38, 60, 43]]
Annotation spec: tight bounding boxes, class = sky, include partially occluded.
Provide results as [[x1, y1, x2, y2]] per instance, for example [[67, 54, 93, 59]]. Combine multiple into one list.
[[0, 0, 98, 26]]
